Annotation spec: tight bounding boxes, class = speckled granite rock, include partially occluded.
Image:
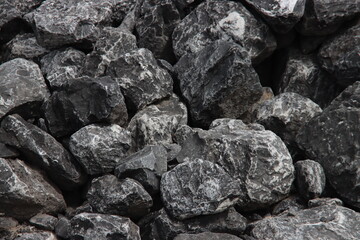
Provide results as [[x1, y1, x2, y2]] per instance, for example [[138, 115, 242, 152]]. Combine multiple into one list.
[[174, 232, 242, 240], [308, 198, 343, 208], [14, 231, 58, 240], [29, 214, 58, 231]]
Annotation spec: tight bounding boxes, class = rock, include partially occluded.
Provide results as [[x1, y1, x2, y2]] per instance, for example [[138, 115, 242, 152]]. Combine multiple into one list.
[[40, 48, 85, 90], [124, 168, 160, 196], [0, 58, 50, 119], [299, 35, 328, 54], [248, 205, 360, 239], [174, 40, 263, 127], [0, 217, 18, 230], [0, 158, 66, 221], [0, 143, 19, 158], [243, 0, 306, 33], [87, 175, 153, 219], [107, 48, 173, 112], [43, 76, 128, 138], [69, 213, 140, 240], [296, 0, 360, 36], [271, 195, 307, 215], [172, 0, 276, 64], [175, 119, 295, 211], [161, 159, 242, 220], [69, 124, 132, 175], [127, 95, 187, 150], [29, 214, 58, 231], [174, 232, 242, 240], [14, 231, 58, 240], [308, 198, 343, 208], [54, 216, 70, 239], [1, 114, 86, 190], [318, 21, 360, 87], [296, 82, 360, 208]]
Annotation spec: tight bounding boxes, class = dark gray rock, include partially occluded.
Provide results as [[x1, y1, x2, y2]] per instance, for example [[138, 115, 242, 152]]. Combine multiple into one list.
[[29, 214, 58, 231], [249, 205, 360, 240], [14, 231, 58, 240], [124, 168, 160, 196], [318, 21, 360, 87], [242, 87, 275, 123], [107, 48, 173, 112], [69, 124, 132, 175], [174, 40, 263, 127], [172, 0, 276, 64], [43, 76, 128, 138], [161, 159, 242, 220], [0, 143, 19, 158], [308, 198, 343, 208], [87, 175, 153, 219], [41, 48, 85, 90], [127, 95, 187, 150], [243, 0, 306, 33], [175, 232, 242, 240], [271, 195, 307, 215], [299, 35, 328, 54], [69, 213, 140, 240], [0, 217, 19, 240], [0, 58, 49, 119], [54, 216, 70, 239], [0, 158, 66, 221], [296, 81, 360, 208]]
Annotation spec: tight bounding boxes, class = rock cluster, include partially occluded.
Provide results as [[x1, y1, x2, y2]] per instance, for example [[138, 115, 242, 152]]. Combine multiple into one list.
[[0, 0, 359, 239]]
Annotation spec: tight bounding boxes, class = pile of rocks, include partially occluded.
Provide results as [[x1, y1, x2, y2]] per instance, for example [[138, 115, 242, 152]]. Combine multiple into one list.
[[0, 0, 359, 239]]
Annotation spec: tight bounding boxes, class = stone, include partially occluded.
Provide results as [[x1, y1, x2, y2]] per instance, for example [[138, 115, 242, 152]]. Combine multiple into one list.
[[1, 114, 86, 191], [174, 40, 263, 127], [172, 0, 276, 64], [69, 124, 132, 175], [107, 48, 173, 112], [0, 143, 19, 158], [54, 216, 70, 239], [0, 158, 66, 221], [296, 0, 360, 36], [29, 214, 58, 231], [175, 119, 295, 211], [69, 213, 140, 240], [0, 58, 50, 119], [243, 0, 306, 33], [248, 205, 360, 239], [271, 195, 307, 215], [174, 232, 242, 240], [308, 198, 343, 208], [40, 48, 85, 90], [14, 231, 58, 240], [43, 76, 128, 138], [299, 35, 328, 54], [160, 159, 242, 220], [0, 217, 18, 230], [124, 168, 160, 196], [87, 175, 153, 219], [318, 21, 360, 87], [296, 81, 360, 208]]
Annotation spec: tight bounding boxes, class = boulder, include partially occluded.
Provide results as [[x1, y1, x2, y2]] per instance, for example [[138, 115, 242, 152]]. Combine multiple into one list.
[[174, 232, 242, 240], [29, 214, 58, 231]]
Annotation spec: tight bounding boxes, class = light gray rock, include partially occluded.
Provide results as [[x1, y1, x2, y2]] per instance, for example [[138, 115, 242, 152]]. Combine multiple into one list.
[[308, 198, 343, 208], [172, 0, 276, 64], [29, 214, 58, 231], [0, 158, 66, 221], [69, 124, 132, 175], [14, 231, 58, 240], [69, 213, 140, 240], [174, 232, 242, 240], [54, 216, 70, 239], [0, 58, 49, 119]]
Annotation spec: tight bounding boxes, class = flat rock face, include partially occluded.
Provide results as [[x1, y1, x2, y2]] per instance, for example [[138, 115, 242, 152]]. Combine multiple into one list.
[[0, 58, 49, 119], [1, 114, 86, 191], [87, 175, 153, 219], [69, 124, 132, 175], [107, 48, 173, 112], [172, 0, 276, 64], [249, 205, 360, 240], [297, 81, 360, 208], [318, 21, 360, 87], [43, 76, 128, 138], [0, 158, 66, 221], [69, 213, 140, 240], [160, 159, 242, 220], [174, 232, 242, 240], [174, 40, 263, 127]]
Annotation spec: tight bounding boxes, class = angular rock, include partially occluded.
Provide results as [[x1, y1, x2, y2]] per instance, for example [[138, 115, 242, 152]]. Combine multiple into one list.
[[174, 232, 242, 240], [40, 48, 85, 90], [0, 143, 19, 159], [174, 40, 263, 127], [296, 81, 360, 208], [308, 198, 343, 208], [0, 158, 66, 221], [175, 119, 295, 211], [54, 216, 70, 239], [271, 195, 307, 215], [29, 214, 58, 231], [69, 213, 140, 240], [161, 159, 242, 220], [69, 124, 132, 175], [243, 0, 306, 33], [318, 21, 360, 87], [172, 0, 276, 63], [14, 231, 58, 240], [107, 48, 173, 112], [43, 76, 128, 138], [249, 205, 360, 239], [0, 58, 49, 119], [123, 168, 160, 196], [87, 175, 153, 219], [127, 95, 187, 150]]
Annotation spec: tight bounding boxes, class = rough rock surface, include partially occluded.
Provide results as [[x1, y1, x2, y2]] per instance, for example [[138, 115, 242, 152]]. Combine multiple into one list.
[[69, 213, 140, 240], [69, 124, 132, 175], [271, 195, 307, 215], [1, 114, 86, 191], [0, 158, 66, 220], [172, 0, 276, 63], [174, 232, 242, 240], [87, 175, 153, 219], [0, 58, 49, 119], [43, 76, 128, 138], [174, 40, 263, 127], [14, 231, 58, 240], [308, 198, 343, 208], [29, 214, 58, 231]]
